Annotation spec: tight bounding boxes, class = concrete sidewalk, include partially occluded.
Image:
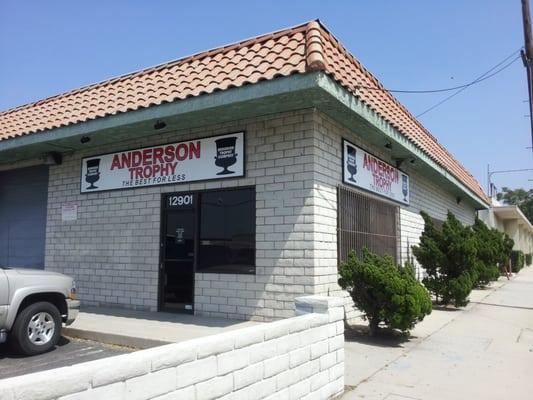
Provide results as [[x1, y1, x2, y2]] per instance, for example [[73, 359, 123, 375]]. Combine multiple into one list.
[[343, 269, 533, 399], [63, 307, 261, 349]]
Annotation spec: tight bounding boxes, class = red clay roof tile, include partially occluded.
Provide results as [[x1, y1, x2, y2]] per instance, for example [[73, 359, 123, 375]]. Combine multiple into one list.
[[0, 21, 487, 203]]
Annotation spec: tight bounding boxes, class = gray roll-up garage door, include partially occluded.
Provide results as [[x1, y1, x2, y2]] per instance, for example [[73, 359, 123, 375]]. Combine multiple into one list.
[[0, 166, 49, 269]]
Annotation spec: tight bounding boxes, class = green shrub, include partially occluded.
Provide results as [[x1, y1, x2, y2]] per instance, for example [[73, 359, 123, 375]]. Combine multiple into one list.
[[526, 253, 532, 266], [412, 211, 478, 307], [444, 272, 475, 308], [338, 249, 432, 334], [510, 250, 525, 273], [472, 218, 512, 287], [473, 261, 500, 287]]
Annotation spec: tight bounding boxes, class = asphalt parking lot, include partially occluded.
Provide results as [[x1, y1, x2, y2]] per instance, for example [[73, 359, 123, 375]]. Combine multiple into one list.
[[0, 336, 132, 380]]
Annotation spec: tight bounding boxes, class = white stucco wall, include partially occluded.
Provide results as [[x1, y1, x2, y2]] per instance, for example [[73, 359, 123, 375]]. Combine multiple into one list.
[[479, 208, 533, 255]]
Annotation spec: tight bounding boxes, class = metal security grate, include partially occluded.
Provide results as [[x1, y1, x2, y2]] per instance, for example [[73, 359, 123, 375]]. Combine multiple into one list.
[[337, 186, 399, 264]]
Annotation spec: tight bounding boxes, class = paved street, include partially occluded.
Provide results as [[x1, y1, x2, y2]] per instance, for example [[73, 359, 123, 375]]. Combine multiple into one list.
[[343, 268, 533, 400], [0, 336, 131, 379]]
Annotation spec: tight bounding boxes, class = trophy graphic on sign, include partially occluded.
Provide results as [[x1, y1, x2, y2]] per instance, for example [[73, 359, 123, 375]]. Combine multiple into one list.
[[214, 136, 237, 175], [85, 159, 101, 190], [346, 145, 357, 182], [402, 174, 409, 202]]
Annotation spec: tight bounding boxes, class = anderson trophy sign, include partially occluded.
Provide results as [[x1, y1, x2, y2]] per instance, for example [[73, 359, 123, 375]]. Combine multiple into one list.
[[81, 132, 244, 193], [342, 139, 410, 205]]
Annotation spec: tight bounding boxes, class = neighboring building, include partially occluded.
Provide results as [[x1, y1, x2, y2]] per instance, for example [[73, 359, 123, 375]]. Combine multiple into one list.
[[478, 199, 533, 256], [0, 21, 489, 321]]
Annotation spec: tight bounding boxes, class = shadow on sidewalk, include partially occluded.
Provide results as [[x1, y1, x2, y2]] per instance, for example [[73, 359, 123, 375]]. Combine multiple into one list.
[[0, 336, 70, 359], [431, 304, 462, 312], [80, 306, 248, 328], [344, 324, 412, 348], [469, 301, 533, 311]]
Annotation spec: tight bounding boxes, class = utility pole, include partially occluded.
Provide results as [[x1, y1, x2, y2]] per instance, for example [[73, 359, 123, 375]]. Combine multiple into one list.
[[487, 166, 533, 197], [521, 0, 533, 152]]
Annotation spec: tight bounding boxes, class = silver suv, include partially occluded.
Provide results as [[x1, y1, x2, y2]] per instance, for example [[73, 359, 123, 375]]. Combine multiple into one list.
[[0, 267, 80, 355]]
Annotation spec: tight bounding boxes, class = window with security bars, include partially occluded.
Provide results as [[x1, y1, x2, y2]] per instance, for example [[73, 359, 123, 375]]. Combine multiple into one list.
[[337, 186, 399, 264]]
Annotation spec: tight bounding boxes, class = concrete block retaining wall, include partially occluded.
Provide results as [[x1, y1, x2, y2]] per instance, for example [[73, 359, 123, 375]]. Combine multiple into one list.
[[0, 296, 344, 400]]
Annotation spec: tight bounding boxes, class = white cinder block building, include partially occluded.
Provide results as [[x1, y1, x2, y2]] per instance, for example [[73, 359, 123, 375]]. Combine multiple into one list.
[[478, 200, 533, 255], [0, 21, 489, 320]]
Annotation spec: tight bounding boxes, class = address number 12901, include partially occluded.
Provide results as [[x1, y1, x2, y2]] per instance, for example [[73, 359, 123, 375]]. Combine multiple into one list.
[[168, 194, 193, 208]]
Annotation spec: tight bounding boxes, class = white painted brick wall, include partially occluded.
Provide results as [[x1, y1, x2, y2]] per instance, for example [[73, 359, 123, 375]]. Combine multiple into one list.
[[43, 106, 478, 321], [0, 296, 345, 400], [399, 208, 426, 279], [310, 110, 478, 318], [45, 110, 324, 320]]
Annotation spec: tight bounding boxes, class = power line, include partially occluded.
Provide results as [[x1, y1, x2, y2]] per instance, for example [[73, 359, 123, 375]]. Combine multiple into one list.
[[355, 48, 522, 94], [416, 52, 522, 118]]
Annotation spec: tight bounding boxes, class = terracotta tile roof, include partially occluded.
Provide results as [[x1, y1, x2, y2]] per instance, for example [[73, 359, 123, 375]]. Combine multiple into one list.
[[311, 23, 488, 204], [0, 20, 488, 204], [0, 25, 308, 141]]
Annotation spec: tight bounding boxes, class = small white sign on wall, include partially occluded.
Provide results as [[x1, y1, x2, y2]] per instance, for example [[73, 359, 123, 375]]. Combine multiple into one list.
[[342, 139, 410, 205], [61, 203, 78, 221]]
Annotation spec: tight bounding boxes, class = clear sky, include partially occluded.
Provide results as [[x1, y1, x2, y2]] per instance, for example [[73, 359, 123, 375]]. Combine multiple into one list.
[[1, 1, 531, 193]]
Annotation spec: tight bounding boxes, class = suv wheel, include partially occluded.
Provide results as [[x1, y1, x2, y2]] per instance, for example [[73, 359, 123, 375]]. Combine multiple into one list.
[[12, 302, 62, 355]]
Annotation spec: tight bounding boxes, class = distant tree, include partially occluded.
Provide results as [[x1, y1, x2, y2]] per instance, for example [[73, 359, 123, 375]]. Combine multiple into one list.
[[496, 187, 533, 224]]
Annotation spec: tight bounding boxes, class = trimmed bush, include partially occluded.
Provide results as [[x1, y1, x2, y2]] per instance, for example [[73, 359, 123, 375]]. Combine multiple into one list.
[[510, 250, 525, 273], [526, 253, 532, 266], [445, 272, 475, 307], [473, 261, 500, 288], [412, 211, 478, 307], [472, 218, 512, 287], [338, 249, 432, 335]]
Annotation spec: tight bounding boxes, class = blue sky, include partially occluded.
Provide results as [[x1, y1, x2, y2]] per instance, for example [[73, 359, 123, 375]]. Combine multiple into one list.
[[1, 1, 531, 192]]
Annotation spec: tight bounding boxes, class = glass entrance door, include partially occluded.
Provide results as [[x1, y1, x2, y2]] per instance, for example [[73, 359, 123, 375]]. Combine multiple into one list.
[[161, 194, 196, 313]]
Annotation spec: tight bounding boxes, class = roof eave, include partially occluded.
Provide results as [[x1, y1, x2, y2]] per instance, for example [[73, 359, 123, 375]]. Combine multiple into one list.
[[493, 205, 533, 229], [0, 71, 489, 210], [313, 72, 489, 210], [0, 73, 323, 163]]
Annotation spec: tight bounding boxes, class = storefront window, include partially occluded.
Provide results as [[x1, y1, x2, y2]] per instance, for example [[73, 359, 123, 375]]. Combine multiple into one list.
[[198, 188, 255, 274]]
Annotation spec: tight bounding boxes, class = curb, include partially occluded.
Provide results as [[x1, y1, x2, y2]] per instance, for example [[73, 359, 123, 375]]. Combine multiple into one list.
[[63, 327, 171, 349]]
